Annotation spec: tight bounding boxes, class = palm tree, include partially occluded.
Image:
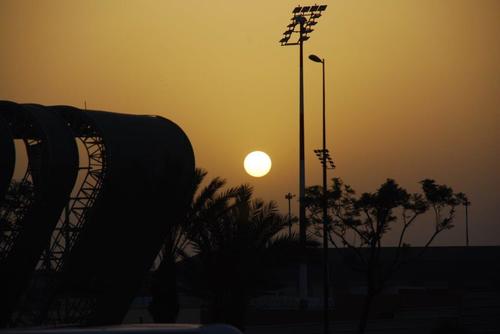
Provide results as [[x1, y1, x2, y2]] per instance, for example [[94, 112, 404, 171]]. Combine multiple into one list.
[[149, 168, 239, 323], [180, 184, 303, 331]]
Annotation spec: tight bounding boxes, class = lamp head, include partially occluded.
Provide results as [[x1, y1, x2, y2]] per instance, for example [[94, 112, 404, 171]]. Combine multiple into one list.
[[309, 54, 323, 63]]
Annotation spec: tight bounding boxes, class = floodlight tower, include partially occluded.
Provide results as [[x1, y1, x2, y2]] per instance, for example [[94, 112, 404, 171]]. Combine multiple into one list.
[[279, 4, 327, 309]]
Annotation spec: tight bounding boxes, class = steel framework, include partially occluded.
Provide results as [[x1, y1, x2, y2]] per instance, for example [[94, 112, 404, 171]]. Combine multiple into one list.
[[39, 110, 107, 273], [48, 136, 104, 324], [40, 137, 106, 271]]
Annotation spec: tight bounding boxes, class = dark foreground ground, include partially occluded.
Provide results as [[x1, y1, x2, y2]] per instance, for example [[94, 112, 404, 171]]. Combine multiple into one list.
[[245, 303, 499, 334], [247, 318, 494, 334], [126, 289, 500, 333]]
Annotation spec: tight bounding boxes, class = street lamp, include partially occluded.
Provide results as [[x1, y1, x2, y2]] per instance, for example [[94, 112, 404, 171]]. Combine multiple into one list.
[[310, 53, 335, 334], [280, 4, 327, 310]]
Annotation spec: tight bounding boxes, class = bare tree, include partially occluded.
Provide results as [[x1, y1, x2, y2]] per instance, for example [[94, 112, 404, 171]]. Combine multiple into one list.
[[305, 178, 465, 334]]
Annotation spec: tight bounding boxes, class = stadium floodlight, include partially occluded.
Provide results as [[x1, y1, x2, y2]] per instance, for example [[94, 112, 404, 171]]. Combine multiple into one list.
[[279, 4, 326, 46], [314, 149, 335, 169], [280, 36, 290, 43], [278, 4, 328, 317]]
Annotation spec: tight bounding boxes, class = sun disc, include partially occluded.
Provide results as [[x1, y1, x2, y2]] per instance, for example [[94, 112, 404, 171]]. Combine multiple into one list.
[[244, 151, 272, 177]]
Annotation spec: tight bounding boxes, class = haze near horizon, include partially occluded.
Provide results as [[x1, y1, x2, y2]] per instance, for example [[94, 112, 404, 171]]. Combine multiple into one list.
[[1, 0, 498, 246]]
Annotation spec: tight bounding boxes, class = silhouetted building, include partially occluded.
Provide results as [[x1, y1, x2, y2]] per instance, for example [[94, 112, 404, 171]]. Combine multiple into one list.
[[0, 101, 195, 327]]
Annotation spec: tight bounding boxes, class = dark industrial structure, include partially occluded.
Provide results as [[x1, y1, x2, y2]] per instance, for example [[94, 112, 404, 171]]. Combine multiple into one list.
[[0, 101, 195, 328]]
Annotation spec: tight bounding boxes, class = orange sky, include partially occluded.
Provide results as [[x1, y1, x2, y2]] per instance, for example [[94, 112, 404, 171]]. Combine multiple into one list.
[[1, 0, 499, 245]]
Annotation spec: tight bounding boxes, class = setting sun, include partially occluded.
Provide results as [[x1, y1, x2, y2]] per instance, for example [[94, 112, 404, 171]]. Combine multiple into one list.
[[244, 151, 272, 177]]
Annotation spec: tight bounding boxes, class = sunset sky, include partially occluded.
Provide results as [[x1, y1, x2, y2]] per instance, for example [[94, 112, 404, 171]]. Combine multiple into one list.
[[1, 0, 498, 246]]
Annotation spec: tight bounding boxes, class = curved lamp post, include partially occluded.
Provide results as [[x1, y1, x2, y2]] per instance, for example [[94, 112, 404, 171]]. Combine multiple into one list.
[[310, 53, 333, 334]]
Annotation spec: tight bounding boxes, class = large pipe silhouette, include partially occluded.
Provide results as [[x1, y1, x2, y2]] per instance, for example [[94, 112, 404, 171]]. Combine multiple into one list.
[[0, 102, 195, 327], [0, 115, 15, 202], [52, 108, 195, 325], [0, 102, 78, 327]]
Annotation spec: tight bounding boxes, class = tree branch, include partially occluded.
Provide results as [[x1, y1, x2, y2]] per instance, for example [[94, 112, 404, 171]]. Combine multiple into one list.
[[330, 229, 367, 266], [334, 212, 370, 245]]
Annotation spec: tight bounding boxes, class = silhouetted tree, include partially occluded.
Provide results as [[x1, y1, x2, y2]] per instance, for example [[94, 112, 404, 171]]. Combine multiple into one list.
[[181, 184, 307, 331], [0, 180, 34, 241], [149, 168, 239, 323], [305, 178, 464, 334], [456, 192, 471, 246]]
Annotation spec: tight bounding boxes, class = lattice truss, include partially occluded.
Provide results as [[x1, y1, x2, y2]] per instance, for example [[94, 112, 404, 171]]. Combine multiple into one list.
[[38, 135, 105, 272]]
